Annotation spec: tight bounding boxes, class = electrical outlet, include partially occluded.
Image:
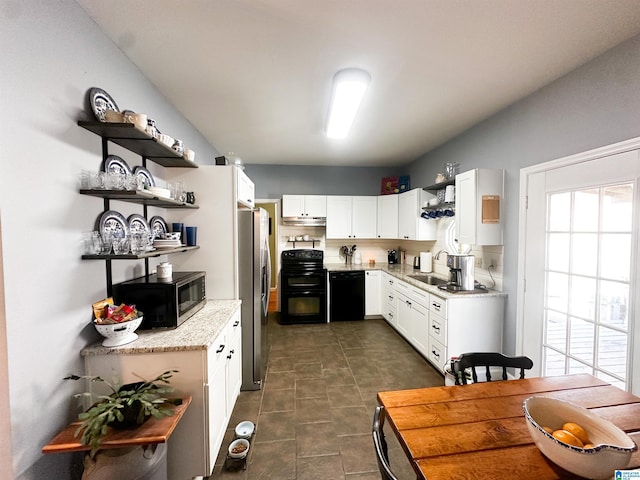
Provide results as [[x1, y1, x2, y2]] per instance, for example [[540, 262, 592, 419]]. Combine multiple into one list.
[[487, 257, 498, 270], [474, 256, 482, 268]]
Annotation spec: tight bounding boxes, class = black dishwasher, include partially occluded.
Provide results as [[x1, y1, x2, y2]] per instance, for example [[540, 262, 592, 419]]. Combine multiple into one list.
[[329, 271, 365, 321]]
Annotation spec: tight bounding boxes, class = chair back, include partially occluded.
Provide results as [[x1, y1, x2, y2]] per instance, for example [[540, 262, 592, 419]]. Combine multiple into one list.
[[372, 406, 400, 480], [452, 352, 533, 385]]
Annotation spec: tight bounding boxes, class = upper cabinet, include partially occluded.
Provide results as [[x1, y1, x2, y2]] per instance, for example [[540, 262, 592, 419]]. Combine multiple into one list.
[[236, 168, 255, 208], [326, 196, 377, 239], [398, 188, 437, 240], [455, 168, 504, 245], [377, 194, 399, 239], [282, 194, 326, 218]]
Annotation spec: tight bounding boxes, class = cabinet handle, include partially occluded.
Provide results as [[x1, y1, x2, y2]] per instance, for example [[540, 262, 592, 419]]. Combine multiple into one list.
[[227, 349, 235, 359], [432, 325, 440, 333], [233, 320, 240, 327], [405, 300, 412, 306], [432, 350, 440, 359], [432, 302, 441, 311], [216, 344, 225, 353], [389, 312, 393, 318]]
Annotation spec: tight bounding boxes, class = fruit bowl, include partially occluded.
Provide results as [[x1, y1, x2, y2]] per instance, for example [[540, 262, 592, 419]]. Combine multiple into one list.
[[94, 316, 143, 347], [523, 396, 637, 479]]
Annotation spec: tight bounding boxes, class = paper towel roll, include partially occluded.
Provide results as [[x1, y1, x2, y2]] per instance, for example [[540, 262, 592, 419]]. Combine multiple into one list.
[[419, 252, 432, 273]]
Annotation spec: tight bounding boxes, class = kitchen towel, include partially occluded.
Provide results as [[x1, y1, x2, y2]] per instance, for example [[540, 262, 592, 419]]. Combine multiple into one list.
[[420, 252, 432, 273]]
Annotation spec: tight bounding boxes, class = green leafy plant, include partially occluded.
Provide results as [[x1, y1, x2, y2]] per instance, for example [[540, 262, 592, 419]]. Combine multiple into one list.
[[64, 370, 179, 455]]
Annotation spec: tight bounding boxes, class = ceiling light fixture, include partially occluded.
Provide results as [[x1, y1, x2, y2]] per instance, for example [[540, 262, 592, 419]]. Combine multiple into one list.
[[325, 68, 371, 139]]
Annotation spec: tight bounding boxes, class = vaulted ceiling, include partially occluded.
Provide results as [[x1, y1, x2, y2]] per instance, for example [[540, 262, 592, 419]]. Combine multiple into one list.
[[77, 0, 640, 166]]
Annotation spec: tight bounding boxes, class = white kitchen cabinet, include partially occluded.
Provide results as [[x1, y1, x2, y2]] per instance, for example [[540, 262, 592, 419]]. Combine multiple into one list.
[[394, 279, 412, 337], [365, 270, 381, 316], [455, 168, 504, 245], [394, 282, 429, 357], [282, 194, 326, 218], [236, 167, 255, 208], [83, 308, 242, 479], [398, 188, 437, 240], [326, 196, 377, 239], [376, 194, 399, 239]]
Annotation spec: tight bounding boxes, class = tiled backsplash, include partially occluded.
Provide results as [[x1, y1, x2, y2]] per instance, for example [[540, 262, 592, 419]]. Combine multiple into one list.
[[276, 218, 503, 291]]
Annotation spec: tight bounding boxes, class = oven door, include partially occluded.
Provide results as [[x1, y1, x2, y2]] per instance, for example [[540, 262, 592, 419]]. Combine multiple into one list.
[[281, 289, 327, 324], [281, 270, 326, 290]]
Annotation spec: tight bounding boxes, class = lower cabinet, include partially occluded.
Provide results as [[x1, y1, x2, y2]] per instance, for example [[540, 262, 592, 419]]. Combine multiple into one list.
[[380, 272, 504, 373], [365, 270, 381, 316], [83, 309, 242, 479]]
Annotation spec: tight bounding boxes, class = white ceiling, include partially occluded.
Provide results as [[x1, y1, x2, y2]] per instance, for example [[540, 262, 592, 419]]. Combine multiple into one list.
[[76, 0, 640, 167]]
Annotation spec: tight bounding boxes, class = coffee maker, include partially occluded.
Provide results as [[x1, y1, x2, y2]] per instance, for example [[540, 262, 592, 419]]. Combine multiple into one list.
[[446, 254, 475, 291], [387, 249, 399, 264]]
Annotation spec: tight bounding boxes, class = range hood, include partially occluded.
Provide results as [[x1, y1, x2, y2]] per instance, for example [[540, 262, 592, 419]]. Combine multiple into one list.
[[282, 216, 326, 227]]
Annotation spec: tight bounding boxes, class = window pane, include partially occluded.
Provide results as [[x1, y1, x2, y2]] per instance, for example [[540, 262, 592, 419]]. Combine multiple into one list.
[[571, 233, 597, 276], [595, 371, 625, 391], [602, 184, 633, 232], [568, 358, 593, 375], [601, 233, 631, 281], [599, 280, 629, 329], [569, 276, 596, 321], [549, 192, 570, 231], [543, 348, 566, 377], [573, 189, 599, 232], [569, 317, 594, 363], [546, 272, 568, 312], [545, 311, 566, 350], [597, 326, 627, 378], [548, 233, 570, 272]]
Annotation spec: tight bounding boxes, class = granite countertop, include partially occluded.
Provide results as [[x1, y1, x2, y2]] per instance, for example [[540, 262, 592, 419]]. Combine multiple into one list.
[[82, 299, 242, 356], [324, 263, 506, 299]]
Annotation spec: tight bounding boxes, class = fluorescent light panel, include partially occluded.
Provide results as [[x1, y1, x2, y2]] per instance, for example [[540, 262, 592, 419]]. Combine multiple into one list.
[[326, 68, 370, 139]]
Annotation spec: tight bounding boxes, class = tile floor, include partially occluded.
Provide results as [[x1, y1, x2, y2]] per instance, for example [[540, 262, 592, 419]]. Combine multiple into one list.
[[210, 315, 444, 479]]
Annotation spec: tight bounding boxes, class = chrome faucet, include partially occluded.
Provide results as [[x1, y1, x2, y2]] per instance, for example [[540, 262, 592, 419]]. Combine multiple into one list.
[[435, 250, 449, 260]]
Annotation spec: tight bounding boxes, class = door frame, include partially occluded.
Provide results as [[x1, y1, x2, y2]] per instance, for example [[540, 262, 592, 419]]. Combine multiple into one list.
[[516, 136, 640, 382]]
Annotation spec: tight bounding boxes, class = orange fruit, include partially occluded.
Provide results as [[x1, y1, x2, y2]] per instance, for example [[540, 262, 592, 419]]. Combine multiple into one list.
[[552, 429, 584, 448], [562, 422, 590, 444], [583, 443, 595, 449], [542, 426, 554, 434]]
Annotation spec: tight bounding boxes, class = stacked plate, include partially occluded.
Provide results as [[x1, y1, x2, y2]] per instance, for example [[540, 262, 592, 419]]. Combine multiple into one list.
[[153, 239, 183, 249]]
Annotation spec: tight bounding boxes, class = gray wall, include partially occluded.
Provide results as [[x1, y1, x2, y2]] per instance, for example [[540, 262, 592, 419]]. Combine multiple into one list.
[[246, 164, 405, 197], [407, 33, 640, 356], [0, 1, 218, 478]]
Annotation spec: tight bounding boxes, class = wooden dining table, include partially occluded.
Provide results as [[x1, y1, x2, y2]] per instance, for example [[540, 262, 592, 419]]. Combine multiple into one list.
[[377, 374, 640, 479]]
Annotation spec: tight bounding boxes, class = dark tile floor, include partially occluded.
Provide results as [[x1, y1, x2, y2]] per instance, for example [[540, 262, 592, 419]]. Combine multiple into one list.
[[211, 315, 444, 479]]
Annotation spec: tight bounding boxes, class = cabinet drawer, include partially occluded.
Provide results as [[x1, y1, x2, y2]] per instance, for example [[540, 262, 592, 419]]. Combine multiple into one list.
[[410, 286, 429, 307], [428, 337, 447, 372], [429, 313, 447, 346], [209, 330, 227, 373], [395, 280, 410, 295], [429, 294, 446, 318]]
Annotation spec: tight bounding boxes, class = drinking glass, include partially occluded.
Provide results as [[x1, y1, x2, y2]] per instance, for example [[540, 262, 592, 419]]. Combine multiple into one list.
[[94, 232, 113, 255], [130, 233, 147, 255], [112, 235, 130, 255]]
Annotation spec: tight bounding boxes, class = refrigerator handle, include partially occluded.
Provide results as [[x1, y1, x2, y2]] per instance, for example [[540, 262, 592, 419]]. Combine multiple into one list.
[[262, 236, 271, 315]]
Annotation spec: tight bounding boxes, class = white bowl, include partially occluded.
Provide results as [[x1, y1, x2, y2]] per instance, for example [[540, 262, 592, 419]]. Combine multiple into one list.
[[235, 420, 255, 439], [523, 396, 637, 479], [228, 438, 250, 458], [94, 316, 143, 347]]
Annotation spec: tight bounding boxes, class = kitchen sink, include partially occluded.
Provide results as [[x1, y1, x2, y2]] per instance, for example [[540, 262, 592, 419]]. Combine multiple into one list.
[[408, 274, 447, 286]]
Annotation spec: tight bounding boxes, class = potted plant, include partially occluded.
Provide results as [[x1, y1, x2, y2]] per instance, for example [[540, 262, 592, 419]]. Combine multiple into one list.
[[64, 370, 179, 455]]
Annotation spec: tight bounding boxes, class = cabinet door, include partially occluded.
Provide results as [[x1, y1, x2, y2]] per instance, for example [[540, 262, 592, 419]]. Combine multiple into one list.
[[396, 292, 411, 337], [304, 195, 327, 217], [409, 301, 429, 356], [282, 195, 305, 217], [377, 194, 398, 239], [226, 312, 242, 412], [398, 190, 417, 239], [236, 168, 255, 208], [206, 331, 228, 474], [455, 169, 476, 244], [326, 196, 353, 238], [365, 270, 381, 315], [351, 196, 377, 238]]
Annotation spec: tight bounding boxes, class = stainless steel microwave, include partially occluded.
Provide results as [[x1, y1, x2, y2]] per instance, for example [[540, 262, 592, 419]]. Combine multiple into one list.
[[113, 271, 206, 329]]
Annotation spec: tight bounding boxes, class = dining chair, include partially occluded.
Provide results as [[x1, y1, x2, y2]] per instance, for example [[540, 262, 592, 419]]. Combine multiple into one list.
[[372, 406, 400, 480], [452, 352, 533, 385]]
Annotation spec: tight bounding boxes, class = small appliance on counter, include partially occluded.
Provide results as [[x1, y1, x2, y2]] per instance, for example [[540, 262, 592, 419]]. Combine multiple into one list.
[[446, 254, 475, 291], [387, 249, 399, 264], [113, 271, 206, 329]]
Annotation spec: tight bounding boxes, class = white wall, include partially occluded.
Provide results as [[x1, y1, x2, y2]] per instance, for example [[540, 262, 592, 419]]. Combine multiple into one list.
[[0, 2, 218, 478]]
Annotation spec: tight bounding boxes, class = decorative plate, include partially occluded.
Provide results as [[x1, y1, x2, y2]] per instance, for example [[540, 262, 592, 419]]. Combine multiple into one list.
[[101, 155, 132, 175], [88, 87, 119, 122], [97, 210, 129, 239], [127, 214, 150, 236], [149, 216, 168, 239], [133, 166, 155, 188]]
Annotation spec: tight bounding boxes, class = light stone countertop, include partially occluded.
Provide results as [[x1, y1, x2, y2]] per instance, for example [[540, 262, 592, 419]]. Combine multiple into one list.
[[81, 299, 242, 356], [324, 263, 506, 299]]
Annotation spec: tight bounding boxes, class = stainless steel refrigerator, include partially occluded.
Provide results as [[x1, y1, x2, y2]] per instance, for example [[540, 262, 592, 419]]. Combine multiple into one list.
[[237, 208, 271, 390]]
